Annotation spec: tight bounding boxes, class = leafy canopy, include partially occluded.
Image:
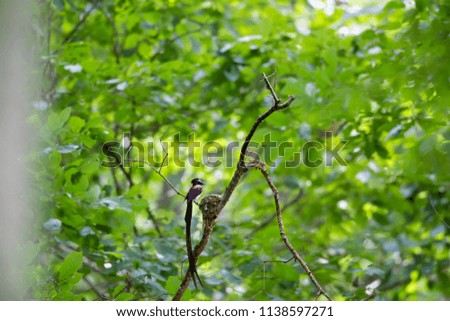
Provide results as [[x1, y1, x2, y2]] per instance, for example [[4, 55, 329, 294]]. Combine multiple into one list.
[[28, 0, 449, 301]]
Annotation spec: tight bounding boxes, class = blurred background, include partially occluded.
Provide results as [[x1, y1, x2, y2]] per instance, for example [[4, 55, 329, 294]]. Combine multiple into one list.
[[0, 1, 33, 300], [0, 0, 448, 300]]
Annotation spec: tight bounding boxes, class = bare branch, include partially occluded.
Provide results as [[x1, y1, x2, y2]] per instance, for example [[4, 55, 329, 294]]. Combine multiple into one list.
[[171, 73, 296, 300], [60, 1, 100, 47], [126, 159, 185, 199], [236, 94, 296, 170], [215, 93, 297, 217], [257, 165, 332, 301], [262, 72, 280, 104]]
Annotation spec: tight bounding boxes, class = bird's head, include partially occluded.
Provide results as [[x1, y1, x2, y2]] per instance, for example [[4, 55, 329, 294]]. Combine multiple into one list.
[[191, 178, 205, 186]]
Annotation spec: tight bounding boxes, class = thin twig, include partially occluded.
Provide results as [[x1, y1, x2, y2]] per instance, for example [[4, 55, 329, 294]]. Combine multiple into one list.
[[126, 159, 185, 198], [258, 257, 295, 292], [100, 7, 121, 64], [150, 27, 203, 61], [158, 139, 169, 172], [108, 142, 164, 237], [245, 189, 304, 238], [262, 72, 280, 104], [237, 92, 296, 169], [146, 206, 163, 237], [110, 167, 122, 194], [262, 257, 295, 264], [132, 194, 162, 237], [60, 1, 99, 46], [429, 194, 450, 229], [82, 276, 109, 300], [120, 163, 134, 187], [107, 147, 133, 187], [257, 165, 332, 301]]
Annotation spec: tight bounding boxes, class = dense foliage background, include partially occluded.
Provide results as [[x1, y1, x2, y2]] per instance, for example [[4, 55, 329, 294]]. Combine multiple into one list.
[[26, 0, 449, 300]]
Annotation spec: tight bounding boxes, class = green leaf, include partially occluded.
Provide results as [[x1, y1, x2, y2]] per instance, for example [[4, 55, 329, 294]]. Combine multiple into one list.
[[415, 0, 429, 12], [112, 284, 127, 298], [48, 107, 71, 131], [59, 251, 83, 281], [419, 135, 436, 155], [84, 184, 101, 202], [61, 214, 86, 229], [115, 293, 134, 301], [66, 272, 83, 285], [68, 116, 86, 133], [165, 276, 182, 294]]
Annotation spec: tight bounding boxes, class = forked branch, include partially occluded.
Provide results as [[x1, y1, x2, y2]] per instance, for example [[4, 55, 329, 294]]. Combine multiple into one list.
[[172, 73, 300, 300], [146, 72, 331, 301]]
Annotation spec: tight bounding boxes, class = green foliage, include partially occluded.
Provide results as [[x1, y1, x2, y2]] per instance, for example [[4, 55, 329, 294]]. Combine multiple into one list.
[[59, 251, 83, 281], [28, 0, 449, 301]]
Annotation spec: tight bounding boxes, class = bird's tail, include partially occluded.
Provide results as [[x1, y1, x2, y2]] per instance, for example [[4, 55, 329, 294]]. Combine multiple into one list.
[[185, 201, 204, 289]]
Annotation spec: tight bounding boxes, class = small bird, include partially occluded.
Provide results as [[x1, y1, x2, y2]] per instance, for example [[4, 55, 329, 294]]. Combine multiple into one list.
[[184, 178, 205, 289]]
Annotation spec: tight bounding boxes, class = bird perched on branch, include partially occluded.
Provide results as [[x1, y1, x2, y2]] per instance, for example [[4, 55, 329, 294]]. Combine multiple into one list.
[[184, 178, 205, 289]]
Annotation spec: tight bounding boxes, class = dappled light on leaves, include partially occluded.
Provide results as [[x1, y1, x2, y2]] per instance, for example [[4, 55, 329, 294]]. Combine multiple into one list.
[[27, 0, 449, 301]]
